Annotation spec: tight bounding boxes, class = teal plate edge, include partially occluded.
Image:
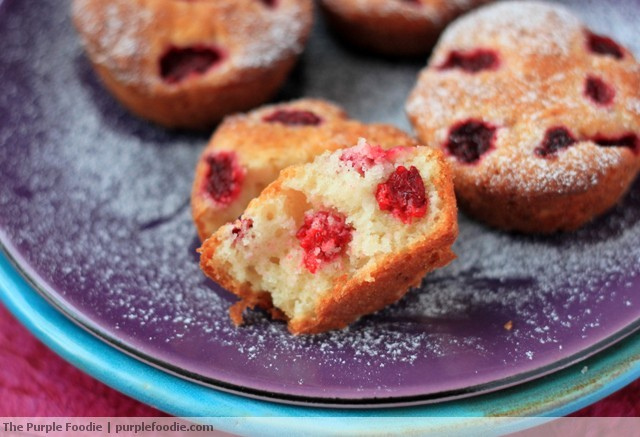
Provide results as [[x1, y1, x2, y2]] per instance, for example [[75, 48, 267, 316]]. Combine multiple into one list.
[[0, 251, 638, 436]]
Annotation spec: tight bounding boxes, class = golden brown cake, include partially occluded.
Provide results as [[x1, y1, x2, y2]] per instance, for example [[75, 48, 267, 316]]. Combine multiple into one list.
[[199, 139, 458, 334], [191, 98, 419, 240], [406, 1, 640, 233], [319, 0, 493, 57], [72, 0, 313, 129]]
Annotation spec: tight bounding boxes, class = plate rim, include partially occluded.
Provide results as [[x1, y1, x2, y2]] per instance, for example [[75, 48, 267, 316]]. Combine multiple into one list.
[[1, 249, 639, 430]]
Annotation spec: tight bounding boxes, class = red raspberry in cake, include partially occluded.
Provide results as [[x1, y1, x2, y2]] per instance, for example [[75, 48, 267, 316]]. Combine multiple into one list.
[[191, 99, 419, 240], [260, 0, 278, 8], [535, 127, 577, 158], [585, 76, 615, 106], [339, 142, 390, 176], [296, 210, 354, 273], [199, 140, 457, 334], [439, 49, 500, 73], [587, 31, 624, 59], [203, 152, 244, 205], [160, 46, 223, 84], [376, 166, 428, 224], [593, 134, 639, 153], [231, 218, 254, 243], [445, 120, 496, 163], [407, 1, 640, 233], [263, 109, 323, 126]]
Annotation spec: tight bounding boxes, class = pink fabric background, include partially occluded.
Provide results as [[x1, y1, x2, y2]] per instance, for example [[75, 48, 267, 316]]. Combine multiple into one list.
[[0, 304, 637, 417]]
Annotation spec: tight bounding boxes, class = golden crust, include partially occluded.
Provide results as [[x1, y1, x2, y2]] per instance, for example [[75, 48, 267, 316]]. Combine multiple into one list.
[[319, 0, 493, 57], [191, 98, 419, 240], [199, 145, 458, 334], [406, 1, 640, 233], [72, 0, 313, 129], [454, 156, 638, 233]]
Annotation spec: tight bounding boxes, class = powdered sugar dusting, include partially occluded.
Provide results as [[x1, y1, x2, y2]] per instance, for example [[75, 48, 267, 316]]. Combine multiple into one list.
[[72, 0, 153, 84], [437, 1, 582, 57], [233, 2, 309, 70], [321, 0, 491, 23], [72, 0, 311, 85], [627, 98, 640, 115], [94, 3, 151, 61], [0, 0, 639, 403], [407, 0, 640, 196], [402, 197, 640, 358]]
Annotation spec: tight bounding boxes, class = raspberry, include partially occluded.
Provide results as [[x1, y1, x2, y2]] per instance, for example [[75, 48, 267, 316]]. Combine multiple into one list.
[[585, 76, 615, 106], [260, 0, 277, 6], [340, 143, 390, 176], [160, 46, 222, 84], [376, 166, 428, 224], [203, 152, 244, 204], [296, 210, 354, 274], [263, 110, 322, 126], [587, 32, 624, 59], [593, 134, 639, 153], [439, 49, 500, 73], [535, 127, 577, 157], [231, 218, 253, 243], [446, 120, 496, 164]]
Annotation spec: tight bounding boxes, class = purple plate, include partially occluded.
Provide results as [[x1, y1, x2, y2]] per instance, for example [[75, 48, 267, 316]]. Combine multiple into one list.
[[0, 0, 639, 406]]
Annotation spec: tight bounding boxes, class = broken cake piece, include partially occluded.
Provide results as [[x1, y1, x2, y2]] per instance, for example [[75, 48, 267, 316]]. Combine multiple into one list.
[[199, 139, 458, 334]]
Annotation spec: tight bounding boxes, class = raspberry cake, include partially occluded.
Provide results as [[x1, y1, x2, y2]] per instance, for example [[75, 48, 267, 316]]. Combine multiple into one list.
[[319, 0, 493, 57], [191, 99, 419, 240], [199, 139, 458, 334], [406, 1, 640, 233], [72, 0, 313, 129]]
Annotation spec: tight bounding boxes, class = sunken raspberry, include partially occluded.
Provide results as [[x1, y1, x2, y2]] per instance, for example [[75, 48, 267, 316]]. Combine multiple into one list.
[[445, 120, 496, 164], [585, 76, 615, 106], [231, 218, 254, 243], [203, 151, 244, 205], [376, 166, 428, 224], [535, 127, 577, 157], [587, 32, 624, 59], [260, 0, 277, 7], [160, 46, 223, 84], [296, 210, 354, 274], [263, 110, 322, 126], [593, 134, 639, 153], [439, 49, 500, 73], [340, 143, 390, 176]]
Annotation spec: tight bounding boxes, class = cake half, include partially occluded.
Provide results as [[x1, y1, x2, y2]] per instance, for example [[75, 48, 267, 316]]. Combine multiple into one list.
[[199, 139, 458, 334]]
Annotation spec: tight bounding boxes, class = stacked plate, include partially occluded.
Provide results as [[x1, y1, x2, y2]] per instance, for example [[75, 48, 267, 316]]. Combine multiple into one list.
[[0, 0, 638, 433]]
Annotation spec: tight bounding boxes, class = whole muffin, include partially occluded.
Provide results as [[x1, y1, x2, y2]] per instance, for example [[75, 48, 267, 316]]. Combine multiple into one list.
[[72, 0, 313, 129], [191, 98, 419, 240], [406, 1, 640, 233], [319, 0, 493, 57]]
